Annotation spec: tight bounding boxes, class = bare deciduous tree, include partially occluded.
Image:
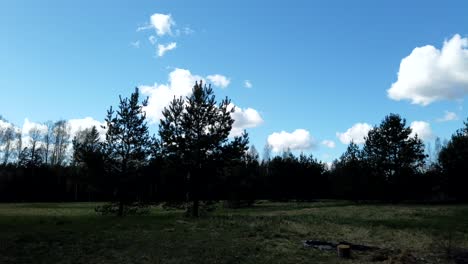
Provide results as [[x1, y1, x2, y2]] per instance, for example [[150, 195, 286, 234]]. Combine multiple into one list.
[[1, 127, 15, 165], [42, 121, 54, 165], [51, 120, 70, 166]]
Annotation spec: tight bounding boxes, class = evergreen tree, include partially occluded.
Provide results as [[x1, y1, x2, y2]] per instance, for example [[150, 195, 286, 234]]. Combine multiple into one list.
[[362, 113, 426, 200], [72, 126, 101, 164], [102, 88, 153, 216], [438, 118, 468, 200], [159, 81, 248, 217], [72, 126, 103, 200]]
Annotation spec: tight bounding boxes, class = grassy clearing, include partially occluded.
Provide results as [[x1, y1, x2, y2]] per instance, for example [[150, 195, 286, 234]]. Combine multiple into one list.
[[0, 201, 467, 264]]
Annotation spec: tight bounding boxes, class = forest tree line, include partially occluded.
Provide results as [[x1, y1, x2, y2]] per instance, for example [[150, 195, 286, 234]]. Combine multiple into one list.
[[1, 82, 467, 215]]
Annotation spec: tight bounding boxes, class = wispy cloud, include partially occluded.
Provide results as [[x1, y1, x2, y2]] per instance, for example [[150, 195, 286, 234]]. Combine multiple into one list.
[[148, 35, 157, 45], [130, 41, 140, 48], [157, 42, 177, 57], [244, 80, 252, 88], [321, 140, 336, 148], [436, 111, 458, 122]]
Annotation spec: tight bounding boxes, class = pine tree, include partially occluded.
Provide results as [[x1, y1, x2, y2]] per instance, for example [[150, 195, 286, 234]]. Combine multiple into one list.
[[102, 88, 153, 216], [159, 81, 248, 217], [72, 126, 103, 200], [438, 118, 468, 200], [362, 113, 426, 200]]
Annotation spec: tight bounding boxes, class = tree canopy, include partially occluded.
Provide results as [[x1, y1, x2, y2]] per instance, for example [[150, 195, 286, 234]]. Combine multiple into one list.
[[362, 114, 426, 200], [159, 81, 249, 216], [363, 114, 426, 181], [102, 88, 153, 216], [438, 118, 468, 200]]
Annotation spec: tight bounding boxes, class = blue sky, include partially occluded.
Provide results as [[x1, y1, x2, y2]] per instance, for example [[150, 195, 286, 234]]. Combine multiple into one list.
[[1, 0, 467, 163]]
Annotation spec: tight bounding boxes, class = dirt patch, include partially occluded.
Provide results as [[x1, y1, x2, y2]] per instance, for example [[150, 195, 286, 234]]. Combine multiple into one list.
[[303, 240, 378, 251], [303, 240, 431, 263]]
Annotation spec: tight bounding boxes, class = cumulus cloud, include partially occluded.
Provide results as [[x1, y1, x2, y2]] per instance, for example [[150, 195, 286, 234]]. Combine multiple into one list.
[[68, 117, 106, 141], [0, 119, 14, 131], [267, 129, 314, 152], [138, 13, 175, 36], [387, 34, 468, 105], [410, 121, 433, 141], [157, 42, 177, 57], [22, 119, 47, 136], [140, 68, 204, 123], [321, 140, 336, 148], [244, 80, 252, 88], [436, 111, 458, 122], [230, 105, 263, 137], [206, 74, 230, 88], [140, 69, 240, 123], [336, 123, 372, 145]]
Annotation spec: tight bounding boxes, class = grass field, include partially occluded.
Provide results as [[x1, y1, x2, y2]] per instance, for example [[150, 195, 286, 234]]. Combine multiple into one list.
[[1, 201, 467, 264]]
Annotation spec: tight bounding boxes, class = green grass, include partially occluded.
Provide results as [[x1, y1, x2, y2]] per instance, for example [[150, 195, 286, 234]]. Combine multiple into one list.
[[1, 201, 467, 264]]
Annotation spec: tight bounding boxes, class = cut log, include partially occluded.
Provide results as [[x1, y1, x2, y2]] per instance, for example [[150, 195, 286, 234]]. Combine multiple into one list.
[[337, 244, 351, 258]]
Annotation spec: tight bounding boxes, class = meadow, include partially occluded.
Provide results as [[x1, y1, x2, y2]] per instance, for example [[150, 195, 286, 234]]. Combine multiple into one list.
[[1, 201, 467, 264]]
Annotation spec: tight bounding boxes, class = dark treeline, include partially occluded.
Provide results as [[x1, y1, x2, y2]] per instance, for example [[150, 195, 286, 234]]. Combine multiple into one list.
[[1, 82, 467, 215]]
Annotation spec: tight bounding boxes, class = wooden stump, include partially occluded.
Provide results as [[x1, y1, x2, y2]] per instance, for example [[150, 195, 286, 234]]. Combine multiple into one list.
[[337, 244, 351, 259]]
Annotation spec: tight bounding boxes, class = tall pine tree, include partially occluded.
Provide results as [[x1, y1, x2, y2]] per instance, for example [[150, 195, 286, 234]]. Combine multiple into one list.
[[159, 81, 248, 217], [438, 118, 468, 200], [102, 88, 153, 216], [362, 114, 426, 200]]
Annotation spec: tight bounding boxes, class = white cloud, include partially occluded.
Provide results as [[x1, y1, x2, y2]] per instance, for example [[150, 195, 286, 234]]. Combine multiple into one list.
[[149, 13, 175, 36], [387, 34, 468, 105], [137, 24, 152, 32], [183, 27, 194, 35], [139, 68, 241, 123], [0, 119, 14, 131], [149, 35, 157, 45], [140, 68, 260, 128], [244, 80, 252, 88], [206, 74, 230, 88], [138, 14, 194, 38], [267, 129, 314, 152], [175, 27, 195, 36], [19, 119, 48, 149], [140, 68, 204, 123], [436, 111, 458, 122], [130, 41, 140, 48], [321, 140, 336, 148], [230, 104, 263, 137], [158, 42, 177, 57], [22, 119, 47, 136], [336, 123, 372, 145], [410, 121, 433, 141], [68, 117, 107, 141]]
